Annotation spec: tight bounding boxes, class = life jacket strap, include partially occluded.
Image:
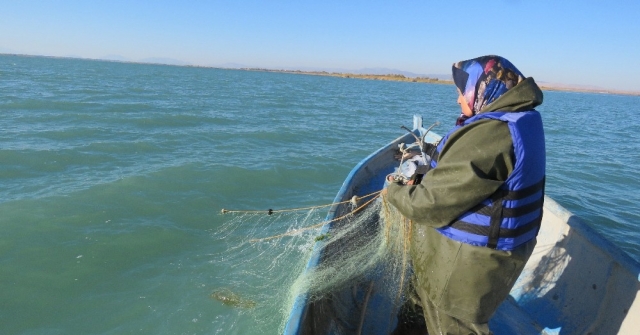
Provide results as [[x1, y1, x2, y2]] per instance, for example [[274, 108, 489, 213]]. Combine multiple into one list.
[[501, 177, 545, 201], [471, 196, 544, 218], [451, 176, 545, 249], [487, 196, 504, 249], [449, 213, 543, 240]]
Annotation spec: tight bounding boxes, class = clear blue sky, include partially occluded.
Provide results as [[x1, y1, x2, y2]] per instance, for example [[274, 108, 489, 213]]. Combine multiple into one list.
[[2, 0, 639, 91]]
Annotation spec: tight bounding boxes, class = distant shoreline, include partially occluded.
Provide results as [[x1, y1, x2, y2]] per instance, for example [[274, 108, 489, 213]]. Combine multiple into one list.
[[537, 84, 640, 96], [3, 53, 639, 96], [239, 67, 452, 84], [239, 67, 640, 97]]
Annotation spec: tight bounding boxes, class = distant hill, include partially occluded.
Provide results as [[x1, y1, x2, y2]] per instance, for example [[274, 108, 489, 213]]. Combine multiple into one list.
[[216, 62, 250, 69], [101, 54, 130, 62], [0, 46, 18, 54]]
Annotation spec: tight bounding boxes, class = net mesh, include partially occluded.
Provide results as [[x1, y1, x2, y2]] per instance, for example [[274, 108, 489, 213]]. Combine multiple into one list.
[[212, 194, 416, 333]]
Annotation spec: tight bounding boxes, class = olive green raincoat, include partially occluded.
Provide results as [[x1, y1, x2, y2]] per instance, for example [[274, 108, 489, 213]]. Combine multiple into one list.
[[387, 77, 543, 327]]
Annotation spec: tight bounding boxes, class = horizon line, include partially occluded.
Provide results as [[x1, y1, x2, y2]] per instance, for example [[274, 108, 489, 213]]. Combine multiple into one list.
[[3, 52, 640, 96]]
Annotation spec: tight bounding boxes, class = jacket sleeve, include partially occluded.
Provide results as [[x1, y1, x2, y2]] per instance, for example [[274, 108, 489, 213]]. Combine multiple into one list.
[[386, 119, 514, 228]]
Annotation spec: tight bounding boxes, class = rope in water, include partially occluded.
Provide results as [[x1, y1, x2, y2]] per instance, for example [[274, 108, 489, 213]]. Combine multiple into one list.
[[220, 190, 383, 215], [249, 193, 381, 242]]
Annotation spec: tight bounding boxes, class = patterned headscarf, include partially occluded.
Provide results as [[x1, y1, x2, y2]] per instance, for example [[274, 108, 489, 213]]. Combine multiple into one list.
[[452, 55, 525, 125]]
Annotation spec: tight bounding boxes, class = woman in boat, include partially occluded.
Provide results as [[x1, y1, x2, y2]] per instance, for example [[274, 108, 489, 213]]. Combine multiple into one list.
[[386, 55, 545, 335]]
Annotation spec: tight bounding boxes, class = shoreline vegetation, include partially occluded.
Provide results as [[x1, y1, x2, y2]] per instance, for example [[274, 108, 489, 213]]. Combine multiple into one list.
[[239, 67, 640, 96], [241, 67, 452, 84], [3, 53, 639, 96]]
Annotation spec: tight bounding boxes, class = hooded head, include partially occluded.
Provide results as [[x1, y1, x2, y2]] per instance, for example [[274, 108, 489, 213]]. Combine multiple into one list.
[[452, 55, 539, 124]]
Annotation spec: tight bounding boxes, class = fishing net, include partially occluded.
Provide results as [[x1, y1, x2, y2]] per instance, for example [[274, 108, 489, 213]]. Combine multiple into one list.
[[210, 208, 324, 332], [212, 193, 419, 334], [211, 124, 438, 334]]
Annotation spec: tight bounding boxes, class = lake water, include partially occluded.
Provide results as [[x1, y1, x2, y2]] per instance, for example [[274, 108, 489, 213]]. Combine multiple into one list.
[[1, 54, 639, 334]]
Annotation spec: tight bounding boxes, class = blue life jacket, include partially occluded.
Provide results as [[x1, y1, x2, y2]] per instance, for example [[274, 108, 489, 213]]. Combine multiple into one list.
[[431, 110, 545, 250]]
